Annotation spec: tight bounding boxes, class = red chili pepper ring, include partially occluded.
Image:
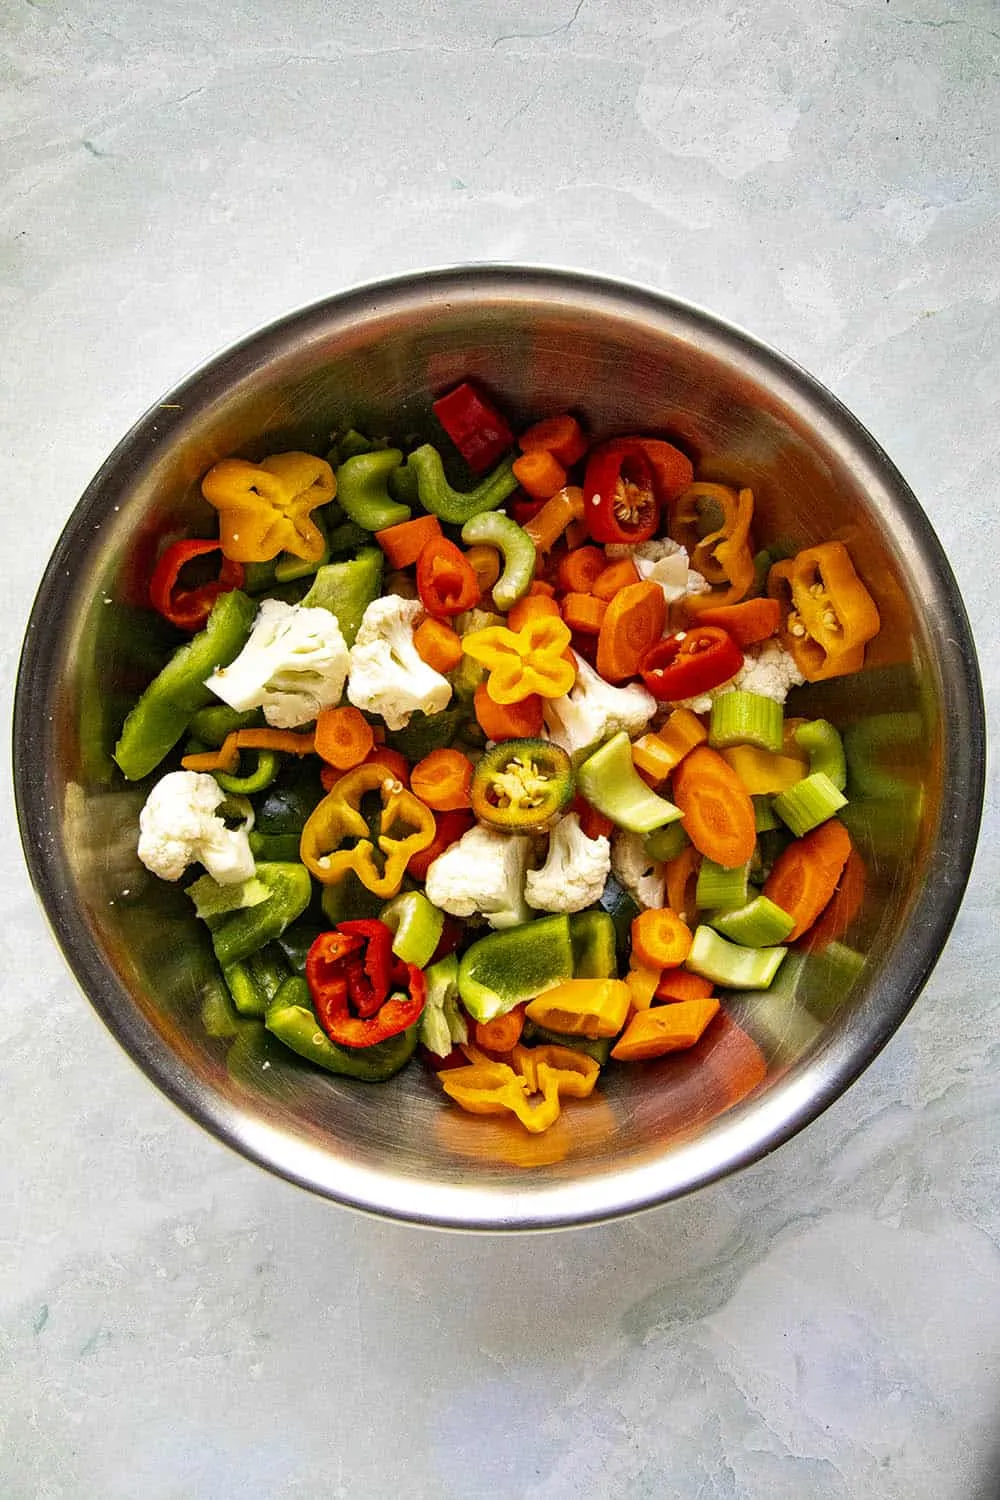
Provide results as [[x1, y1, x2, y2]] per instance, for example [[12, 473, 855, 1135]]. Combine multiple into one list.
[[306, 920, 426, 1049], [639, 626, 743, 701]]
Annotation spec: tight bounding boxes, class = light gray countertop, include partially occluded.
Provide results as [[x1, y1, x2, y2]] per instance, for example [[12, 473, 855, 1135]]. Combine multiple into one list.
[[2, 3, 998, 1496]]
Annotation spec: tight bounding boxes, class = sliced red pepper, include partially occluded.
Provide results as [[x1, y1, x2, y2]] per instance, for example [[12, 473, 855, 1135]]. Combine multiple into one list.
[[406, 808, 475, 882], [306, 920, 426, 1048], [603, 437, 693, 504], [639, 626, 743, 701], [416, 537, 481, 618], [432, 381, 514, 474], [149, 539, 245, 632], [583, 442, 659, 544]]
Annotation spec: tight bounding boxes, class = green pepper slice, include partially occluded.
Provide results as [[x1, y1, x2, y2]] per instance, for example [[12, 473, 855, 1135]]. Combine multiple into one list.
[[210, 862, 312, 969], [222, 944, 292, 1018], [265, 976, 418, 1080], [302, 546, 383, 647], [470, 738, 574, 832]]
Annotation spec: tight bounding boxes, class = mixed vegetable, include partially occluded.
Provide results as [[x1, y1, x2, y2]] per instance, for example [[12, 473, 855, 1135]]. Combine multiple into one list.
[[117, 381, 881, 1141]]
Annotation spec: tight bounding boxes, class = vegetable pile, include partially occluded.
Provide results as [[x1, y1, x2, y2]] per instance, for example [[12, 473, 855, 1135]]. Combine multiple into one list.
[[117, 382, 881, 1140]]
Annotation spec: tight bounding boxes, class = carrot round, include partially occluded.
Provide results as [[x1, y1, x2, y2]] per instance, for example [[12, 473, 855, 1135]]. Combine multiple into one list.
[[798, 846, 867, 953], [596, 580, 666, 683], [518, 414, 588, 467], [414, 617, 464, 674], [513, 450, 568, 501], [507, 593, 561, 632], [313, 706, 374, 771], [411, 748, 473, 811], [655, 968, 715, 1003], [763, 818, 853, 941], [686, 597, 781, 646], [592, 558, 641, 601], [473, 681, 544, 741], [474, 1003, 527, 1053], [362, 746, 410, 784], [374, 513, 442, 570], [562, 592, 607, 634], [631, 908, 693, 969], [556, 544, 606, 595], [671, 745, 756, 869]]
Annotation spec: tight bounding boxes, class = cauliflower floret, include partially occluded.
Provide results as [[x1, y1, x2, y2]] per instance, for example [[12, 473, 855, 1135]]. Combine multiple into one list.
[[672, 638, 805, 714], [544, 655, 657, 762], [207, 598, 348, 729], [347, 596, 452, 731], [424, 824, 532, 929], [605, 538, 711, 605], [611, 829, 666, 910], [137, 771, 255, 886], [525, 812, 611, 914]]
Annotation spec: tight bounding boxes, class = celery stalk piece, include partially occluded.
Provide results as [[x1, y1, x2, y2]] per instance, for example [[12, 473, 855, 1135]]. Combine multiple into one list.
[[710, 896, 795, 947], [577, 732, 683, 834], [753, 795, 780, 832], [773, 773, 848, 837], [709, 690, 784, 753], [695, 858, 751, 913], [686, 924, 787, 989], [794, 719, 847, 792]]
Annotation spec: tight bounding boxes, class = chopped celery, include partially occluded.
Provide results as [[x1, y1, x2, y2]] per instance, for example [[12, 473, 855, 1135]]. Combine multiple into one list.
[[709, 690, 783, 753], [643, 822, 690, 863], [773, 773, 848, 836], [794, 719, 847, 792], [710, 896, 795, 947], [577, 732, 683, 833], [686, 924, 787, 990], [753, 795, 780, 832], [695, 858, 751, 913]]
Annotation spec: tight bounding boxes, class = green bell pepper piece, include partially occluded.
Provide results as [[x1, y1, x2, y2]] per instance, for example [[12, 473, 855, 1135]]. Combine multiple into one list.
[[336, 428, 377, 460], [187, 704, 264, 747], [403, 444, 518, 525], [186, 872, 272, 922], [419, 951, 468, 1057], [215, 749, 280, 796], [114, 589, 256, 780], [265, 977, 418, 1080], [577, 732, 683, 833], [520, 1019, 612, 1065], [388, 462, 420, 507], [223, 943, 292, 1018], [379, 891, 445, 968], [335, 450, 411, 532], [569, 910, 618, 979], [325, 520, 371, 557], [249, 832, 302, 863], [458, 914, 574, 1023], [460, 512, 536, 611], [273, 919, 326, 976], [210, 862, 312, 968], [301, 546, 383, 647], [385, 707, 464, 761]]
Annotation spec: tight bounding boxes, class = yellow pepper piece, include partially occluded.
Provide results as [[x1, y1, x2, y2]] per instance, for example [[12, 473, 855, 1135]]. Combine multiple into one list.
[[672, 482, 756, 612], [299, 761, 436, 898], [201, 451, 336, 563], [525, 978, 631, 1039], [768, 541, 881, 681], [440, 1042, 600, 1133], [720, 744, 808, 795], [461, 615, 576, 705]]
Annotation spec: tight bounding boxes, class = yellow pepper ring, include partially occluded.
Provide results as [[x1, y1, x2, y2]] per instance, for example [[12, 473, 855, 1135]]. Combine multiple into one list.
[[201, 451, 336, 564], [299, 761, 436, 898], [461, 616, 576, 705], [439, 1043, 600, 1134]]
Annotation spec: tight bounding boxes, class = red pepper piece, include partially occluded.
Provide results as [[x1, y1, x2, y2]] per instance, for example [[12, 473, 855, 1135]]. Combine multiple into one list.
[[432, 382, 514, 474], [406, 809, 475, 882], [583, 442, 659, 544], [510, 493, 549, 527], [416, 537, 481, 618], [601, 436, 693, 504], [149, 539, 245, 632], [639, 626, 743, 701], [306, 921, 426, 1048]]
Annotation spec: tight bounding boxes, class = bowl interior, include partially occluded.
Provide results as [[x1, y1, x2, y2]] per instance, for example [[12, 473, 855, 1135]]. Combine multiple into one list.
[[16, 268, 983, 1228]]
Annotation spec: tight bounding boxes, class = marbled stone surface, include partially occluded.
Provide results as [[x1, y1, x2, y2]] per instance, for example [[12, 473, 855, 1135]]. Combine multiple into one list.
[[2, 2, 998, 1495]]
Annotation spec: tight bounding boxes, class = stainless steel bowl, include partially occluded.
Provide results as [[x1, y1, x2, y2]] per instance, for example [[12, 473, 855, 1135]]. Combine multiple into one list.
[[14, 267, 984, 1230]]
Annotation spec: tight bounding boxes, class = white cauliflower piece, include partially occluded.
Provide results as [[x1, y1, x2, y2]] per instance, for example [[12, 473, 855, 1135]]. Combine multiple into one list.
[[544, 655, 656, 762], [605, 538, 711, 605], [525, 813, 611, 914], [347, 596, 452, 731], [424, 824, 532, 929], [611, 829, 666, 910], [671, 638, 805, 714], [206, 598, 348, 728], [137, 771, 255, 886]]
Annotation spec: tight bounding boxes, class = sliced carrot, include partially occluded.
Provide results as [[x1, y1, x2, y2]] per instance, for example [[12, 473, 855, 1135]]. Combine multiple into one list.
[[665, 845, 701, 925], [797, 846, 867, 953], [463, 543, 502, 597], [631, 908, 693, 970], [528, 579, 556, 598], [764, 819, 853, 941], [596, 580, 666, 683], [671, 745, 756, 869], [562, 592, 607, 634], [655, 968, 715, 1003], [512, 450, 568, 501], [374, 513, 442, 570], [507, 593, 561, 632], [181, 728, 315, 773], [314, 706, 374, 771], [572, 795, 614, 842], [474, 1003, 527, 1054], [687, 597, 782, 646], [410, 748, 473, 812], [556, 544, 606, 595], [518, 414, 588, 467], [610, 998, 720, 1061], [564, 519, 589, 551], [592, 558, 641, 601], [473, 681, 543, 741], [413, 616, 464, 674], [522, 486, 585, 552]]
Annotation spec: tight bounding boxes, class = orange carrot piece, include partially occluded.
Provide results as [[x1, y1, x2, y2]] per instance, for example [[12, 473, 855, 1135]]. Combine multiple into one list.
[[564, 519, 589, 551], [473, 682, 543, 741], [686, 597, 782, 646], [592, 558, 641, 601], [314, 706, 374, 771], [763, 819, 853, 941], [562, 592, 607, 634], [657, 708, 709, 765], [474, 1003, 527, 1054], [374, 513, 442, 570], [596, 580, 666, 683], [507, 593, 561, 632], [556, 544, 606, 595], [518, 414, 588, 467], [529, 579, 556, 598], [414, 616, 464, 674], [464, 543, 501, 596], [798, 846, 867, 953], [410, 748, 473, 812], [631, 908, 693, 970], [181, 728, 315, 773], [655, 968, 715, 1003], [610, 998, 720, 1061], [513, 450, 568, 501], [665, 845, 701, 925], [522, 486, 585, 552], [671, 745, 756, 869]]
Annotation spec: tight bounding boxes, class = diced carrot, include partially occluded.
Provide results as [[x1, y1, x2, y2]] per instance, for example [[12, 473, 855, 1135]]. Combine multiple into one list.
[[654, 968, 714, 1003], [474, 1003, 527, 1054], [518, 414, 588, 467], [522, 487, 585, 552], [687, 597, 782, 646], [564, 519, 589, 550], [631, 908, 693, 970], [528, 579, 556, 598], [374, 513, 442, 570], [763, 819, 853, 941], [512, 450, 567, 501], [671, 746, 757, 869], [556, 545, 606, 595], [314, 706, 374, 771], [610, 998, 720, 1061], [592, 558, 641, 601], [596, 580, 666, 683], [562, 592, 607, 634], [410, 748, 473, 812], [414, 616, 464, 674], [507, 593, 561, 632], [473, 682, 544, 741]]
